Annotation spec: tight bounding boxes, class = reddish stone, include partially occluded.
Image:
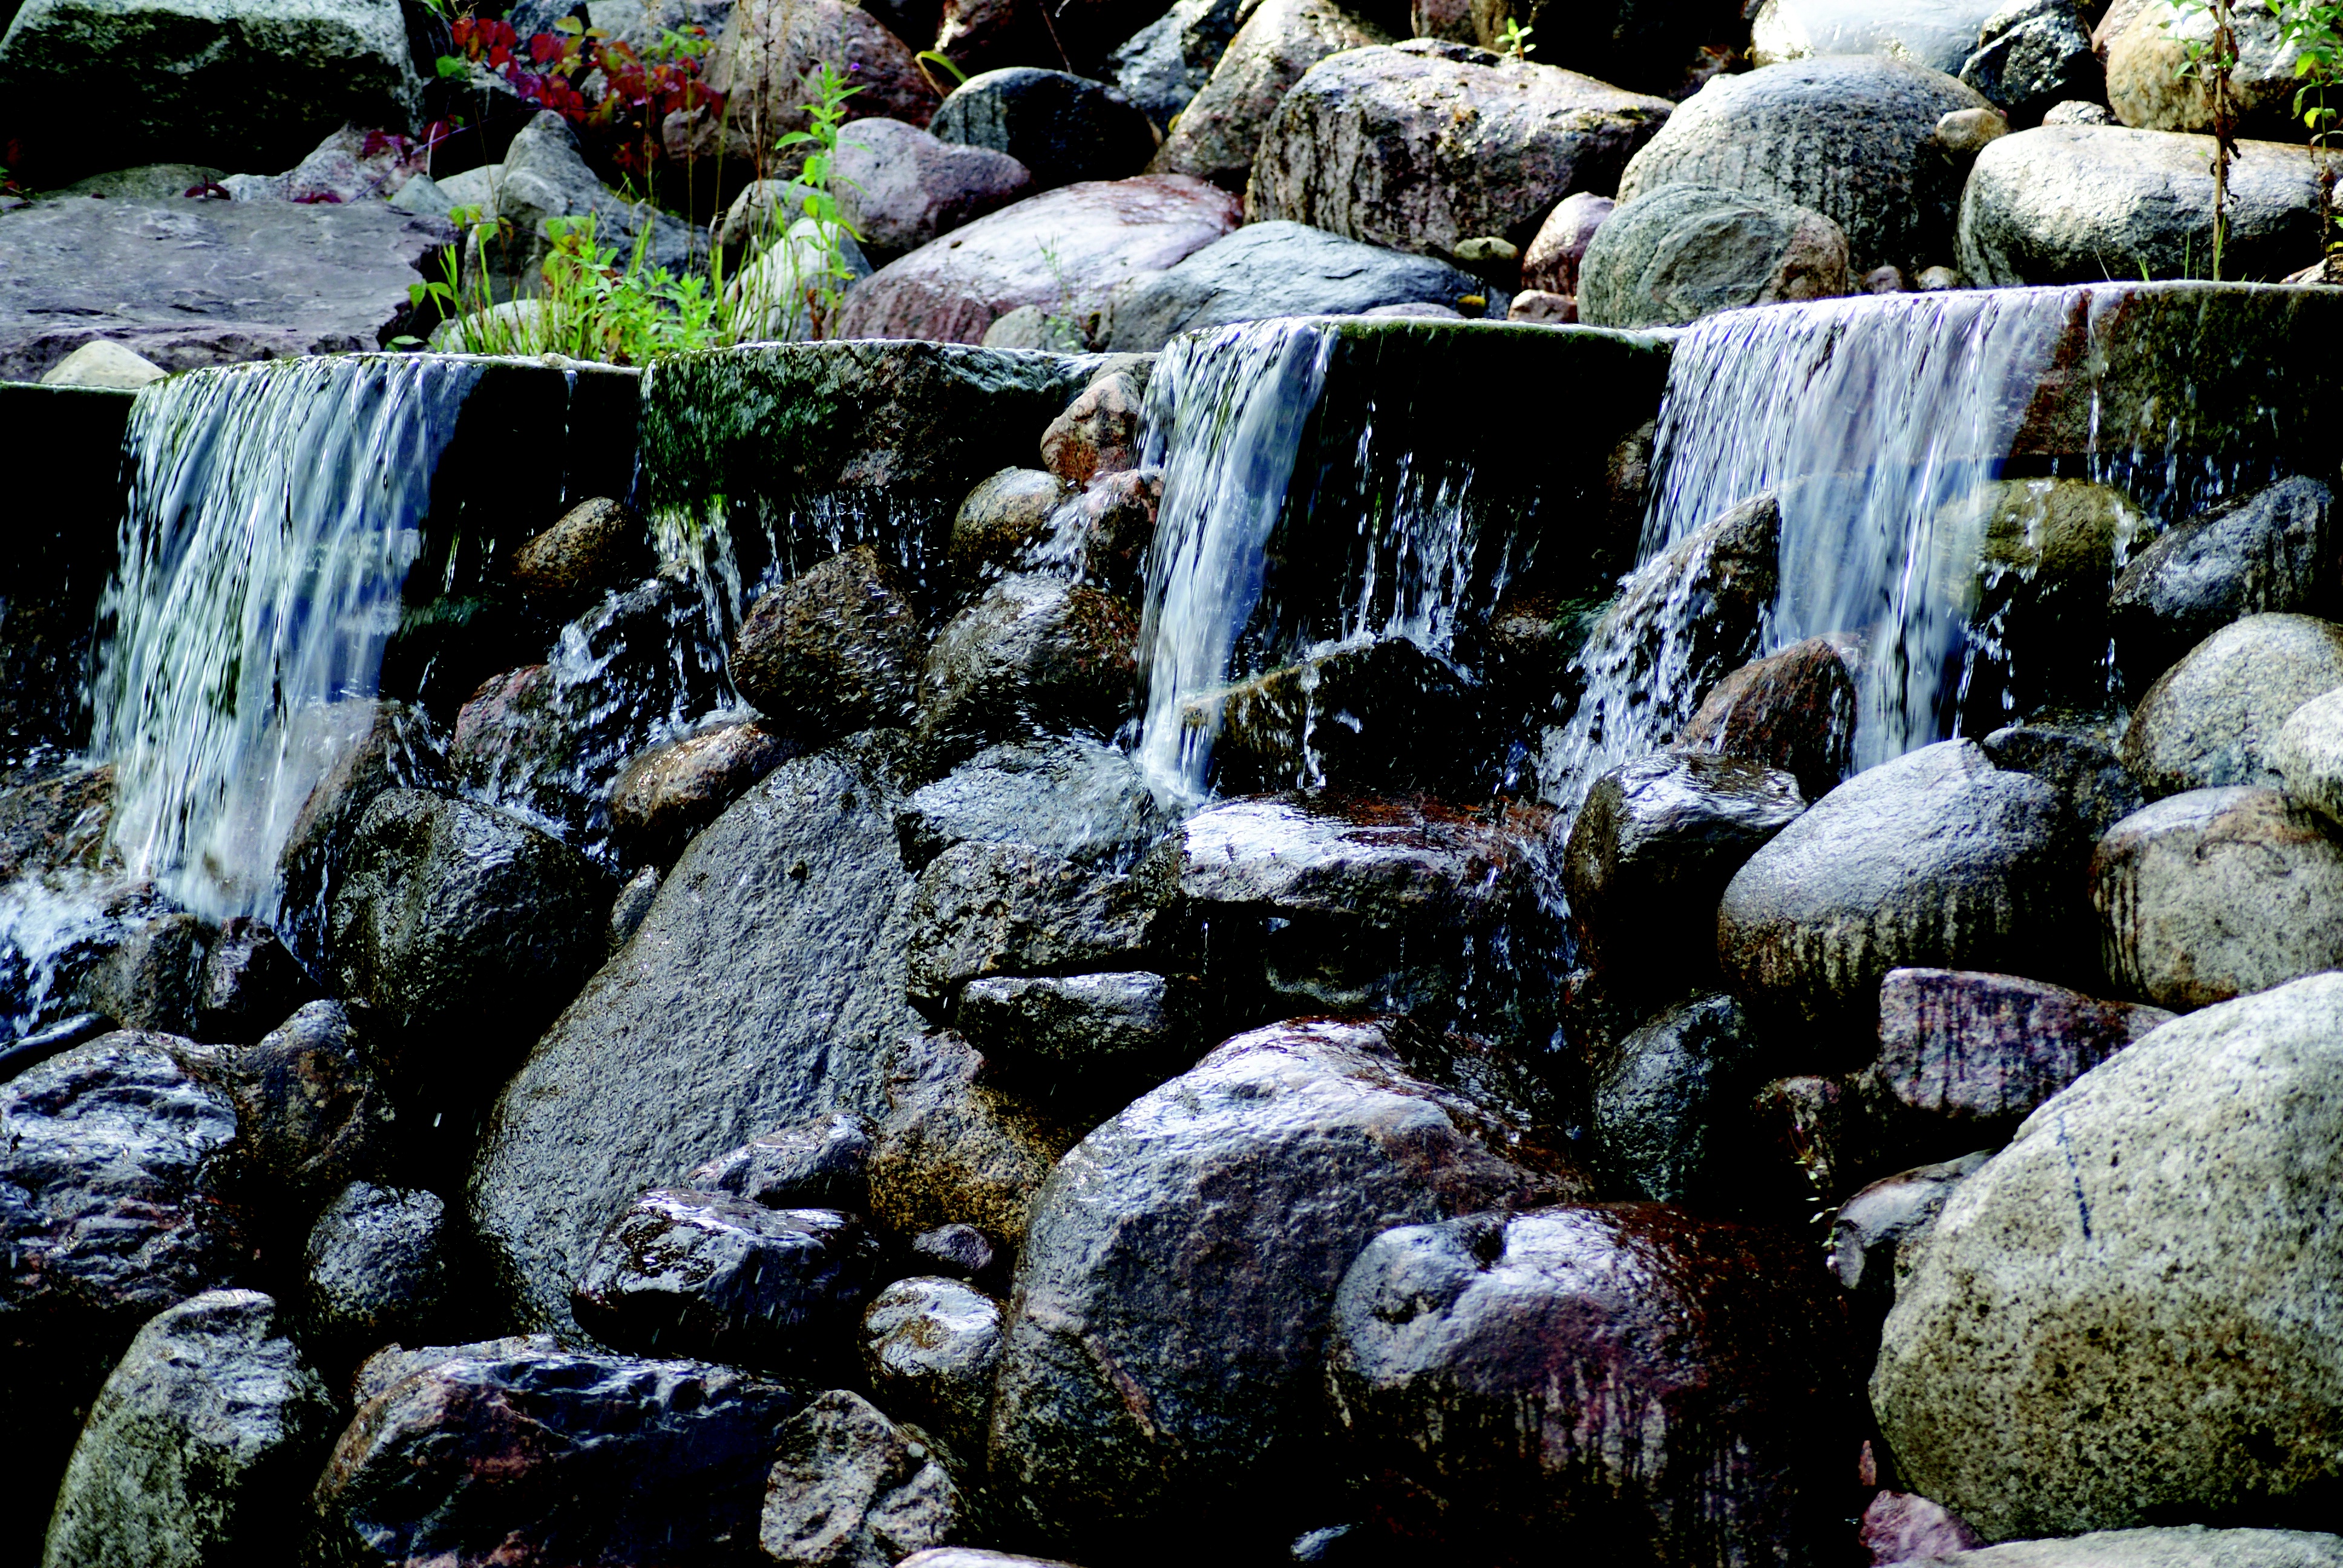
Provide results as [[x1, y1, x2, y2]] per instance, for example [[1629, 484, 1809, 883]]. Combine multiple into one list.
[[609, 721, 799, 863], [1676, 632, 1862, 802], [1860, 1489, 1985, 1564], [703, 0, 940, 163], [1040, 368, 1144, 486]]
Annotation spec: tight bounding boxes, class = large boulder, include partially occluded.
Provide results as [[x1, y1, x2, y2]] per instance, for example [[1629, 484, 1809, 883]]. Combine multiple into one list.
[[1247, 40, 1676, 256], [986, 1018, 1582, 1554], [701, 0, 939, 163], [0, 0, 419, 183], [608, 720, 797, 864], [473, 112, 703, 290], [198, 999, 397, 1214], [312, 1339, 804, 1563], [1899, 1528, 2343, 1566], [1956, 126, 2325, 285], [1190, 637, 1484, 797], [835, 117, 1035, 258], [931, 69, 1158, 191], [2091, 787, 2343, 1011], [1749, 0, 2004, 74], [893, 736, 1165, 874], [42, 1290, 335, 1568], [2108, 477, 2337, 685], [1147, 0, 1389, 192], [1325, 1204, 1847, 1561], [0, 198, 452, 384], [1104, 221, 1484, 350], [915, 573, 1140, 765], [1110, 0, 1250, 126], [1614, 55, 1994, 274], [834, 177, 1242, 344], [470, 736, 922, 1333], [2117, 613, 2343, 799], [1959, 0, 2100, 125], [867, 1027, 1084, 1244], [2105, 0, 2301, 134], [1872, 973, 2343, 1540], [1577, 181, 1849, 328], [1717, 740, 2091, 1048], [903, 841, 1156, 1015]]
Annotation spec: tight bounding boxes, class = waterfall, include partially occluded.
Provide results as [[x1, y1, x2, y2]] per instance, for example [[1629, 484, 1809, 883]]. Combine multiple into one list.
[[1132, 319, 1334, 804], [90, 355, 483, 923]]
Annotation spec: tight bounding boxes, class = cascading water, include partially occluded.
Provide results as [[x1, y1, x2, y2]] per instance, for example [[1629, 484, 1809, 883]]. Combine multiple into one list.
[[90, 356, 484, 922]]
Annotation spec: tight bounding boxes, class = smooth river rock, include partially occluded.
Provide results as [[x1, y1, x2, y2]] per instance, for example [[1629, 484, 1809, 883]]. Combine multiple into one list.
[[1577, 181, 1850, 328], [1873, 973, 2343, 1541], [931, 68, 1157, 191], [1147, 0, 1389, 191], [2117, 613, 2343, 799], [862, 1275, 1005, 1459], [2108, 477, 2337, 685], [1104, 221, 1485, 350]]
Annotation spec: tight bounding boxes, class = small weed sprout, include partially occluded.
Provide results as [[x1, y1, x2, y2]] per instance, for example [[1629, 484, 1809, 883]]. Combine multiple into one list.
[[1497, 17, 1534, 61]]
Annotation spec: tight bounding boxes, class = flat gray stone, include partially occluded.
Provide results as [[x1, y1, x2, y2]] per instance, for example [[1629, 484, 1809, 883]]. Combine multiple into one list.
[[1103, 221, 1483, 350]]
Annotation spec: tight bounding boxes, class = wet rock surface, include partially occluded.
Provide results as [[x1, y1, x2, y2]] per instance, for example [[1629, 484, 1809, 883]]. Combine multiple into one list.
[[2108, 477, 2336, 684], [312, 1339, 804, 1564], [702, 0, 939, 163], [987, 1017, 1580, 1552], [1040, 365, 1147, 486], [1593, 991, 1774, 1204], [43, 1289, 335, 1568], [198, 999, 397, 1212], [2118, 613, 2343, 798], [761, 1388, 968, 1567], [510, 497, 652, 616], [916, 574, 1140, 765], [1960, 0, 2100, 124], [952, 468, 1073, 574], [1873, 973, 2343, 1542], [1829, 1149, 1992, 1305], [1105, 222, 1483, 351], [1980, 722, 2146, 837], [955, 971, 1188, 1081], [863, 1275, 1006, 1459], [1194, 636, 1484, 796], [192, 917, 318, 1045], [868, 1027, 1083, 1243], [688, 1114, 876, 1212], [895, 737, 1164, 873], [1325, 1204, 1847, 1563], [1579, 181, 1851, 328], [608, 720, 798, 864], [905, 841, 1155, 1010], [302, 1181, 452, 1353], [734, 546, 927, 740], [1903, 1527, 2343, 1565]]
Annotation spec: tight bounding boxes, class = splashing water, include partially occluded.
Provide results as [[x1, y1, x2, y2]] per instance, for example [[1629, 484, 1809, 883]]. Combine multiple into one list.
[[89, 355, 483, 923]]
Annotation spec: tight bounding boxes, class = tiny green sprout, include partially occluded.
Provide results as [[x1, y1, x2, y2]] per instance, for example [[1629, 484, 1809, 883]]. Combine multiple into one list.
[[1497, 16, 1533, 61]]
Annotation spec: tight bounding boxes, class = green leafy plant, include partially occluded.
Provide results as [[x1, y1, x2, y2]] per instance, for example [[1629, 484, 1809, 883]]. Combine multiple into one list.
[[2171, 0, 2243, 277], [410, 209, 729, 364], [2282, 0, 2343, 260], [916, 48, 969, 92], [1496, 16, 1534, 61], [768, 60, 868, 337]]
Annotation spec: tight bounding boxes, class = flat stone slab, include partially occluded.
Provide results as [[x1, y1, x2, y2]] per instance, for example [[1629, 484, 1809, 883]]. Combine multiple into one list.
[[0, 197, 453, 382]]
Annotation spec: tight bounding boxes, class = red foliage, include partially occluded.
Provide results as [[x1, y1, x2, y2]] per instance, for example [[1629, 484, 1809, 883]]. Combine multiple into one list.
[[450, 11, 722, 185]]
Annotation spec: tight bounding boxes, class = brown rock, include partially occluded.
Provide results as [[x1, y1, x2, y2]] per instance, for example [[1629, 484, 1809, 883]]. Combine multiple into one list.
[[509, 497, 651, 616], [952, 468, 1072, 581], [834, 176, 1242, 344], [0, 762, 112, 884], [1039, 368, 1145, 485], [1675, 633, 1862, 801], [1520, 189, 1613, 294], [1062, 466, 1160, 592], [704, 0, 940, 164], [732, 546, 926, 740], [1506, 288, 1576, 322], [868, 1029, 1082, 1247], [609, 722, 799, 863], [1147, 0, 1390, 192], [196, 999, 398, 1213]]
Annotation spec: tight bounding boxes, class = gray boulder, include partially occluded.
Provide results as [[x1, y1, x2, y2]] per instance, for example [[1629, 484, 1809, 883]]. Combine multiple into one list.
[[1749, 0, 2003, 74], [1960, 0, 2100, 124], [916, 573, 1140, 765], [1110, 0, 1248, 125], [1193, 636, 1483, 797], [761, 1390, 967, 1567], [2276, 687, 2343, 828], [956, 972, 1188, 1083], [196, 999, 396, 1214], [470, 736, 922, 1333], [862, 1276, 1005, 1459], [951, 468, 1072, 577], [82, 912, 206, 1036], [42, 1290, 335, 1568], [894, 737, 1165, 874], [1247, 39, 1676, 257], [835, 117, 1035, 258], [2109, 477, 2337, 685], [1717, 740, 2091, 1048], [1104, 221, 1483, 350], [302, 1181, 451, 1351], [2118, 613, 2343, 798], [1872, 973, 2343, 1540], [2091, 786, 2343, 1011], [698, 0, 939, 163], [732, 545, 926, 740], [1956, 126, 2325, 284], [192, 916, 318, 1045], [932, 69, 1158, 191], [1578, 181, 1850, 328], [1902, 1527, 2343, 1566], [1593, 993, 1774, 1203], [1979, 722, 2146, 837], [687, 1114, 875, 1211], [1676, 633, 1862, 802], [1615, 54, 1994, 274], [473, 112, 704, 293], [0, 0, 420, 183], [905, 842, 1156, 1011], [1147, 0, 1389, 192], [986, 1017, 1582, 1553]]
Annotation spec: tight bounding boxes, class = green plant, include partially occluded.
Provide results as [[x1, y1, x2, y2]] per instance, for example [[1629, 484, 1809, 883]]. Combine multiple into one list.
[[768, 61, 868, 337], [915, 48, 969, 92], [2171, 0, 2243, 277], [1496, 16, 1534, 61], [2282, 0, 2343, 256], [409, 209, 730, 364]]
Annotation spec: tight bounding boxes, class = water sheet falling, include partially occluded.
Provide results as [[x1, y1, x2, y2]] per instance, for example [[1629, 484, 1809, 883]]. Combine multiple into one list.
[[90, 355, 483, 922]]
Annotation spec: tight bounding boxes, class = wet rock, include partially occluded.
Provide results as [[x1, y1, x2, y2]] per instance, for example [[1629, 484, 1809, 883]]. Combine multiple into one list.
[[701, 0, 939, 165], [608, 720, 799, 863], [1040, 365, 1147, 485], [43, 1290, 335, 1568], [329, 789, 611, 1053], [2091, 786, 2343, 1011], [0, 763, 113, 884], [953, 468, 1074, 576], [988, 1018, 1581, 1551], [863, 1275, 1005, 1457], [1054, 468, 1161, 596], [734, 545, 928, 741], [1749, 0, 2000, 73], [302, 1181, 451, 1352], [2105, 0, 2301, 133], [472, 736, 921, 1333], [1956, 127, 2325, 286], [916, 574, 1141, 765], [312, 1339, 803, 1564], [1110, 0, 1248, 125], [200, 999, 396, 1213], [1860, 1489, 1987, 1562], [82, 911, 207, 1036], [610, 865, 659, 947], [0, 0, 418, 184], [1248, 40, 1676, 257], [1746, 1071, 1884, 1209], [896, 736, 1165, 874], [899, 1553, 1087, 1567], [1594, 992, 1774, 1204], [835, 176, 1242, 344], [1900, 1527, 2343, 1565], [1980, 722, 2145, 836], [1578, 182, 1850, 328], [2108, 477, 2336, 684], [1564, 749, 1805, 997], [956, 972, 1188, 1085], [1830, 1150, 1992, 1308], [1521, 190, 1613, 296], [1616, 55, 1994, 274], [273, 699, 451, 978], [1861, 968, 2173, 1154], [762, 1388, 968, 1567], [688, 1113, 876, 1211], [1675, 633, 1861, 802], [835, 117, 1035, 259], [572, 1190, 882, 1371], [1147, 0, 1390, 192], [2118, 613, 2343, 798], [1960, 0, 2100, 125], [906, 842, 1155, 1011], [2277, 687, 2343, 828], [1325, 1203, 1846, 1563], [1138, 793, 1555, 1044], [510, 497, 652, 616], [1872, 972, 2343, 1541], [1193, 636, 1484, 796], [192, 917, 319, 1045], [1718, 740, 2091, 1050], [869, 1028, 1083, 1243], [932, 70, 1157, 192], [911, 1223, 998, 1279]]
